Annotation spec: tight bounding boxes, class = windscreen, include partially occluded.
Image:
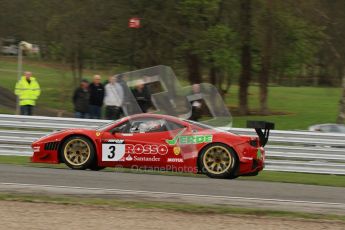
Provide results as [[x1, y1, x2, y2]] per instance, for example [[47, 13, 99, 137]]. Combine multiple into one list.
[[112, 65, 232, 128]]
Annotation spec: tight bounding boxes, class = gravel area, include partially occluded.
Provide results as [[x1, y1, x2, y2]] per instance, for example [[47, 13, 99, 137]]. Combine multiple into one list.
[[1, 201, 344, 230]]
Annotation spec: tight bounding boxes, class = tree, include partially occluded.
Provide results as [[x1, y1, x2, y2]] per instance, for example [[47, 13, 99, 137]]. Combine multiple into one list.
[[238, 0, 252, 115], [298, 0, 345, 123], [337, 76, 345, 123], [176, 0, 222, 84], [196, 24, 240, 96], [258, 0, 272, 115]]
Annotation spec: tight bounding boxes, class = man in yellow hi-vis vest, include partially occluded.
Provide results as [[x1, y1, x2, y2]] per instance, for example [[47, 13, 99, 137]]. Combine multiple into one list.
[[14, 71, 41, 115]]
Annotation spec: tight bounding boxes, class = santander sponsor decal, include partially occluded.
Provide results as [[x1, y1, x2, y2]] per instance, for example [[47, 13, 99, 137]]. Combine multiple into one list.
[[125, 144, 168, 155]]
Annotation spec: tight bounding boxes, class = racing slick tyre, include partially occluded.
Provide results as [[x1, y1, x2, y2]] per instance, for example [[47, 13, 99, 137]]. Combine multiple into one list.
[[60, 136, 96, 170], [88, 163, 106, 171], [198, 143, 238, 179]]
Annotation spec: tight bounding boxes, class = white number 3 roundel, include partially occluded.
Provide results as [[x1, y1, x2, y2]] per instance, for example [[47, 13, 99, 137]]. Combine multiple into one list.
[[102, 143, 125, 161]]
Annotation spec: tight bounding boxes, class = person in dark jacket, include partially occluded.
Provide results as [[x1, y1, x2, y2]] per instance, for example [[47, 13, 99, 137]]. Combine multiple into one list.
[[132, 79, 151, 113], [189, 84, 203, 121], [73, 79, 90, 118], [89, 75, 105, 119]]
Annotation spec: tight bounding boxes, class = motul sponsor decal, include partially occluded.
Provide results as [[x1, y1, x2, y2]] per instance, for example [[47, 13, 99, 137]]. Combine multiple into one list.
[[167, 158, 183, 163]]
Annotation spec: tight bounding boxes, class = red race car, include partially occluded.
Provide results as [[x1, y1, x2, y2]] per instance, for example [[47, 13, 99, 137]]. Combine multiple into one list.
[[31, 114, 274, 179]]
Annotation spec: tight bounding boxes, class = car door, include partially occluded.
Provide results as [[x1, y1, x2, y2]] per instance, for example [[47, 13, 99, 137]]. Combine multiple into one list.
[[101, 117, 185, 169]]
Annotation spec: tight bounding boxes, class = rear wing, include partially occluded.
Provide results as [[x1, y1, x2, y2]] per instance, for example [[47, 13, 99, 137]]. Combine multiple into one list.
[[247, 121, 275, 147]]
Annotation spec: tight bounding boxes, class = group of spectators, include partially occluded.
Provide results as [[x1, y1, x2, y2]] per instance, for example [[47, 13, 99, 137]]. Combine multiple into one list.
[[14, 71, 203, 121], [73, 74, 151, 120]]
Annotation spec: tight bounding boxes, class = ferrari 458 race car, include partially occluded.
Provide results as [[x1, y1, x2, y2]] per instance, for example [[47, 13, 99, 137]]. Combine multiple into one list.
[[31, 114, 274, 179]]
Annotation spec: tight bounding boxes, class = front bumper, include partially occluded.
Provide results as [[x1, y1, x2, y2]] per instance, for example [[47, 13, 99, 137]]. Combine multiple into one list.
[[31, 141, 60, 164]]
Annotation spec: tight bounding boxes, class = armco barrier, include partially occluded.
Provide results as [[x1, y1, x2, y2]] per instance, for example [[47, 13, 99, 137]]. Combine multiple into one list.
[[0, 114, 344, 175]]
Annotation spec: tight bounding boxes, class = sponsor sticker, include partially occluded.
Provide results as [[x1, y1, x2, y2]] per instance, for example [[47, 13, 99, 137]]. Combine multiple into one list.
[[125, 144, 168, 155], [104, 139, 125, 144], [173, 146, 181, 155], [126, 155, 133, 161], [102, 143, 126, 161], [167, 158, 183, 163], [166, 133, 213, 145], [33, 146, 40, 152], [133, 156, 161, 162]]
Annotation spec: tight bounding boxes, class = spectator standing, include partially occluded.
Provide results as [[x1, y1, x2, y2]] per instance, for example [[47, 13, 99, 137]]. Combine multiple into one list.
[[116, 74, 131, 115], [73, 79, 90, 118], [14, 71, 41, 115], [104, 75, 124, 120], [132, 79, 151, 113], [189, 84, 203, 121], [89, 75, 104, 119]]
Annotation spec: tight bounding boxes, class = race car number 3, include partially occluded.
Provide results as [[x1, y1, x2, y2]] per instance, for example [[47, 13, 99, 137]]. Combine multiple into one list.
[[102, 143, 125, 161]]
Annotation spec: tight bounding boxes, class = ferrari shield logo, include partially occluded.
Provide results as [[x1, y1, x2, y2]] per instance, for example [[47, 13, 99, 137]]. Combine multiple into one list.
[[173, 146, 181, 155]]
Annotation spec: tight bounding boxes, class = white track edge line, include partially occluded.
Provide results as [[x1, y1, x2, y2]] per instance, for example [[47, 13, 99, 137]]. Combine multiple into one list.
[[1, 182, 344, 207]]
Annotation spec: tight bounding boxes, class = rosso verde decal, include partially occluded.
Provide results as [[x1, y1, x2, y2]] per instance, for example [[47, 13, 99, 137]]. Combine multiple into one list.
[[166, 133, 213, 145], [165, 129, 185, 145]]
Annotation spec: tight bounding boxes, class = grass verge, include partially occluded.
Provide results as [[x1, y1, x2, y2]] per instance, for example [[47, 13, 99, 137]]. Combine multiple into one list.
[[1, 155, 344, 187], [0, 192, 344, 222]]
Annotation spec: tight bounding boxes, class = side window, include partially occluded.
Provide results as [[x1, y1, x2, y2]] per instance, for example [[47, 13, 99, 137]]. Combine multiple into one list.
[[110, 121, 130, 133], [112, 118, 185, 133], [166, 120, 185, 131], [129, 118, 168, 133]]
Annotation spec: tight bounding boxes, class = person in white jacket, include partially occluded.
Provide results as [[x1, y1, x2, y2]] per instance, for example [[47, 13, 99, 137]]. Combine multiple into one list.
[[104, 75, 124, 120]]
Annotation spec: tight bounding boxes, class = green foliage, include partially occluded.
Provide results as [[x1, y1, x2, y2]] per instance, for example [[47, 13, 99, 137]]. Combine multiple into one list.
[[271, 11, 325, 76], [251, 0, 325, 78], [196, 24, 240, 75], [0, 0, 327, 81], [177, 0, 220, 23]]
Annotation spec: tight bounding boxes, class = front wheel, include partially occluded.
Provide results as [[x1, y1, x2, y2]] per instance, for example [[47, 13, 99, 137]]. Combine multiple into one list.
[[199, 143, 238, 179], [61, 136, 96, 170], [88, 163, 106, 171]]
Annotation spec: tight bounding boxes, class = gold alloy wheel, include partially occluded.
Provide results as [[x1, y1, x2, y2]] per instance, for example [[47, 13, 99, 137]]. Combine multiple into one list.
[[63, 138, 91, 166], [203, 146, 233, 175]]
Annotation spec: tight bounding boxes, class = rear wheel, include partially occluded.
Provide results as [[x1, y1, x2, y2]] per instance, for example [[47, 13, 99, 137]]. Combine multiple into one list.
[[199, 143, 238, 179], [61, 136, 96, 170]]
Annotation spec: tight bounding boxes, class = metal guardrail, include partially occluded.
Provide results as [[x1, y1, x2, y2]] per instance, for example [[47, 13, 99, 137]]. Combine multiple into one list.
[[0, 114, 344, 175]]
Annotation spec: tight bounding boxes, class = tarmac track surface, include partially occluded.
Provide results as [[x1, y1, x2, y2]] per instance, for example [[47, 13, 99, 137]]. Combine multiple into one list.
[[0, 164, 344, 215]]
